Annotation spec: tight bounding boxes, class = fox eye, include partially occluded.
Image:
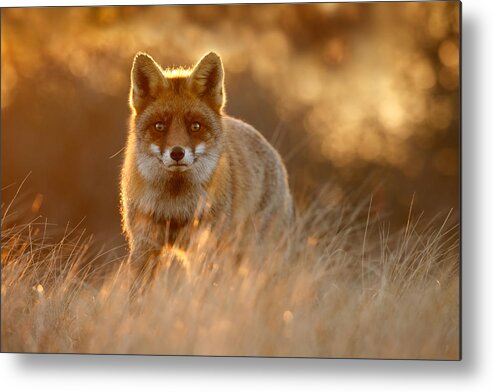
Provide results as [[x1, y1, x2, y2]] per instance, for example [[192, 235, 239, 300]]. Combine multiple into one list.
[[190, 121, 201, 132], [154, 122, 165, 132]]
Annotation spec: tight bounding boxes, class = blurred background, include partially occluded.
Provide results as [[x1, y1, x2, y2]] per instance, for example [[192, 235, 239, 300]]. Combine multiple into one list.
[[1, 2, 460, 244]]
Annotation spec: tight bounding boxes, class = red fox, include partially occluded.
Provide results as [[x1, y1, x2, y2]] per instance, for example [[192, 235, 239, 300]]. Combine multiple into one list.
[[120, 52, 293, 274]]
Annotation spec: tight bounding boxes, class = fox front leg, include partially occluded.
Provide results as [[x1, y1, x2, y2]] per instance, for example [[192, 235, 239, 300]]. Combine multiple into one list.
[[128, 240, 162, 296]]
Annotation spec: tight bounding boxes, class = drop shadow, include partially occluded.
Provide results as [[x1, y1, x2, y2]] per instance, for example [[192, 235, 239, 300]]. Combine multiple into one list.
[[8, 353, 468, 378], [460, 9, 480, 376]]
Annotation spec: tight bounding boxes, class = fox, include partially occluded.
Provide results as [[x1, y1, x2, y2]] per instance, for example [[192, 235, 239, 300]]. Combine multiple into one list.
[[120, 52, 293, 277]]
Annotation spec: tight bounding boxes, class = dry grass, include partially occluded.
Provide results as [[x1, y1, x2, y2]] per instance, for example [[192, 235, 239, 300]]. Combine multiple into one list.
[[1, 192, 459, 359]]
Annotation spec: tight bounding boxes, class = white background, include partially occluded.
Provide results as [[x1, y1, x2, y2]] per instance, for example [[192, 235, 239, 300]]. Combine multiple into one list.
[[0, 0, 491, 391]]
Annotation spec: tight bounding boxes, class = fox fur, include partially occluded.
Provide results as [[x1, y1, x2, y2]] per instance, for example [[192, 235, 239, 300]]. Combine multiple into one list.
[[120, 52, 293, 274]]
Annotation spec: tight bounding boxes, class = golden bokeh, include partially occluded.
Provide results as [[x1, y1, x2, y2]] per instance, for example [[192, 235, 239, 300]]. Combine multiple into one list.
[[1, 2, 459, 237]]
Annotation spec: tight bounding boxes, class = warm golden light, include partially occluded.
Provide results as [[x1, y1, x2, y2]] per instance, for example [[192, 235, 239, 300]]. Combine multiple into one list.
[[1, 3, 459, 230], [283, 310, 294, 324], [1, 3, 459, 359]]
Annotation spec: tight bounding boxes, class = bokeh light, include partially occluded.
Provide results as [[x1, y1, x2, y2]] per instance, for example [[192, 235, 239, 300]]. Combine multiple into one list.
[[1, 3, 459, 240]]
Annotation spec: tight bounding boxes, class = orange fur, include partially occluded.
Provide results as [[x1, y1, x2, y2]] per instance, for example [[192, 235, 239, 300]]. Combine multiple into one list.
[[121, 52, 293, 276]]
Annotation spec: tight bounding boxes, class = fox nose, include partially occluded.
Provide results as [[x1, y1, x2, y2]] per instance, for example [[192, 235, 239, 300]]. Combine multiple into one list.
[[170, 146, 185, 162]]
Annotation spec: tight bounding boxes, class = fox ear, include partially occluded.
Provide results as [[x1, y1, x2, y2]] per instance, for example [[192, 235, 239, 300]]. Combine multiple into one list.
[[130, 53, 168, 111], [188, 52, 225, 112]]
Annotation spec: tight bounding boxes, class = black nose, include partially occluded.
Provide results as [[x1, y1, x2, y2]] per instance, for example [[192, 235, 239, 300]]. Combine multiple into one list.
[[170, 146, 185, 162]]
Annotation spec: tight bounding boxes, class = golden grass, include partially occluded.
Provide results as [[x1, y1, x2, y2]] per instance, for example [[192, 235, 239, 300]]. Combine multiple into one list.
[[1, 194, 459, 359]]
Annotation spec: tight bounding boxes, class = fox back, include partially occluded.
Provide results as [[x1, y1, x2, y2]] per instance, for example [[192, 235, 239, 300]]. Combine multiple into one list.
[[120, 52, 293, 273]]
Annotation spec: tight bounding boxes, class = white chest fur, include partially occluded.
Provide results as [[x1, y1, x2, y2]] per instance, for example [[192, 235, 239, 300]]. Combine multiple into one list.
[[133, 184, 208, 222]]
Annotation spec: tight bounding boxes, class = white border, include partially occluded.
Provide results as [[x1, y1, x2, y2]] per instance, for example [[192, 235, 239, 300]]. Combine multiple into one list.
[[0, 0, 439, 7]]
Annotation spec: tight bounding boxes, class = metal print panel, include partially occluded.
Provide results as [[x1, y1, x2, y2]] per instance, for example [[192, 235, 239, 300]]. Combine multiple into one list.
[[1, 1, 461, 359]]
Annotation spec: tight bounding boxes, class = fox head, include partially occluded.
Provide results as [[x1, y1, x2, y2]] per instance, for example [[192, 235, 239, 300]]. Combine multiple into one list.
[[128, 52, 225, 186]]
